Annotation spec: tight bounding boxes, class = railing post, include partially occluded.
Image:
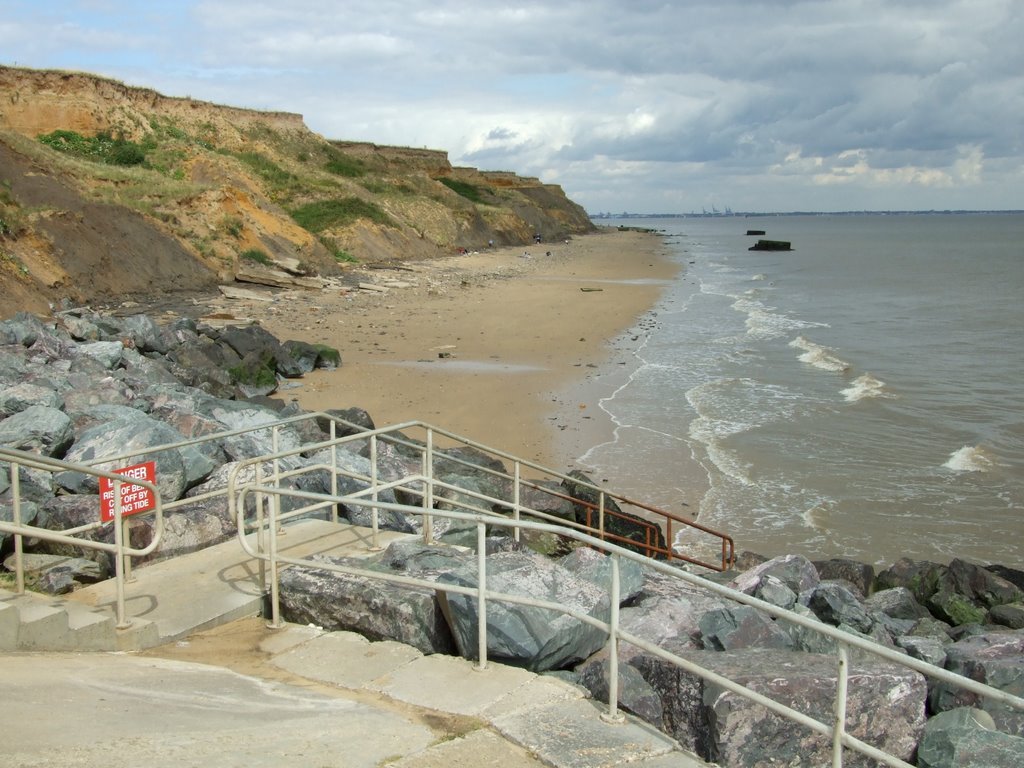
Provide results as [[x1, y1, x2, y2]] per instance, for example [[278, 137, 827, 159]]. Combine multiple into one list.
[[370, 434, 381, 550], [832, 643, 850, 767], [423, 428, 434, 544], [601, 553, 625, 723], [255, 462, 266, 592], [330, 420, 338, 524], [12, 461, 24, 594], [272, 426, 284, 535], [266, 486, 284, 629], [476, 520, 488, 671], [112, 479, 131, 629], [512, 461, 522, 543], [598, 492, 607, 541]]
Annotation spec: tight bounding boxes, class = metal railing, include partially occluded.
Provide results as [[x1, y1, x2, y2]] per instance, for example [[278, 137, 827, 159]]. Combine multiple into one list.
[[0, 447, 164, 628], [230, 475, 1024, 768]]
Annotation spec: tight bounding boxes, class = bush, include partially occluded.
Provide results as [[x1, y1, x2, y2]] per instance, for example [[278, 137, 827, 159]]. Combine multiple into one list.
[[438, 177, 484, 203], [37, 130, 147, 166], [290, 198, 393, 232], [240, 248, 272, 265]]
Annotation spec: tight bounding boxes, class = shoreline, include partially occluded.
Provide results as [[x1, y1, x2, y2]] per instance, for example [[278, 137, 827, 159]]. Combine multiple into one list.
[[251, 228, 680, 472]]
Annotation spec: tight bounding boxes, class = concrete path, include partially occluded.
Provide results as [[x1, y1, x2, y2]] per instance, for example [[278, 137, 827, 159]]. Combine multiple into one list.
[[3, 519, 713, 767]]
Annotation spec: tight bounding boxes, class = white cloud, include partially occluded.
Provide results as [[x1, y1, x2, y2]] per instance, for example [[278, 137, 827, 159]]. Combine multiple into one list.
[[1, 0, 1020, 211]]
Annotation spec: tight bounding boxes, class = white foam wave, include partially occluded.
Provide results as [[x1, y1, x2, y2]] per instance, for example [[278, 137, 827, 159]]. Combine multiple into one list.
[[841, 373, 892, 402], [942, 445, 995, 473], [789, 336, 851, 373]]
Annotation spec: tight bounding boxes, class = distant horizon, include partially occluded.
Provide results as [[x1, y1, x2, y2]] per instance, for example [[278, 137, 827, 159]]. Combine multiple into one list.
[[591, 209, 1024, 219]]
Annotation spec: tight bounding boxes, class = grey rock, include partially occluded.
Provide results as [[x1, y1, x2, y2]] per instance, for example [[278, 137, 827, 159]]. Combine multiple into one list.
[[279, 553, 457, 655], [814, 557, 874, 597], [930, 631, 1024, 735], [437, 549, 610, 672], [699, 605, 795, 651], [917, 707, 1024, 768], [56, 414, 188, 501], [76, 340, 124, 369], [875, 558, 946, 605], [990, 603, 1024, 630], [731, 554, 820, 597], [753, 573, 798, 609], [0, 404, 74, 457], [558, 546, 645, 605], [803, 580, 873, 633], [683, 650, 925, 767], [866, 586, 932, 621], [0, 382, 63, 416], [897, 635, 948, 667]]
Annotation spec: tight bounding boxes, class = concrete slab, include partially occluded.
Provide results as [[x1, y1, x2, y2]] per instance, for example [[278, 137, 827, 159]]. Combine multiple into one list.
[[369, 651, 541, 717], [1, 652, 436, 768], [389, 728, 547, 768], [273, 631, 423, 688], [491, 697, 680, 768]]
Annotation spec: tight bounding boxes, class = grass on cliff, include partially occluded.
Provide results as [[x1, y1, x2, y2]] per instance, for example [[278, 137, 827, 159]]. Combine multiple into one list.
[[438, 177, 485, 204], [290, 198, 395, 232], [38, 129, 149, 167]]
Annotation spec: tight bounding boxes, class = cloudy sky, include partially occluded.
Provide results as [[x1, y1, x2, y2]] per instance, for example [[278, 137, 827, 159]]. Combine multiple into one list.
[[3, 0, 1022, 213]]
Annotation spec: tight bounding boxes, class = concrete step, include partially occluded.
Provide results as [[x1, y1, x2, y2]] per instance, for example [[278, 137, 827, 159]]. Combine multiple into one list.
[[0, 586, 159, 652]]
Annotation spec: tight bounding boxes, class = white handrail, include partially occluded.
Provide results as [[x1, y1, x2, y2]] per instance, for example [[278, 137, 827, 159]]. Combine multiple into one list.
[[0, 447, 164, 628], [230, 480, 1024, 768]]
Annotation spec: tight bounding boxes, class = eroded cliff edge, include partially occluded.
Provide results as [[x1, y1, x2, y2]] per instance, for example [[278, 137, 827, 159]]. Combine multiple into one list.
[[0, 66, 595, 316]]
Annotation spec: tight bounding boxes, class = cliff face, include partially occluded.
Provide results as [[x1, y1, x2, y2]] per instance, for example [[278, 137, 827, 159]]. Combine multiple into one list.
[[0, 66, 595, 317]]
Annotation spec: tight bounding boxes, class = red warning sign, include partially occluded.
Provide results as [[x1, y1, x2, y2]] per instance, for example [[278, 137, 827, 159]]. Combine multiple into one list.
[[99, 461, 157, 522]]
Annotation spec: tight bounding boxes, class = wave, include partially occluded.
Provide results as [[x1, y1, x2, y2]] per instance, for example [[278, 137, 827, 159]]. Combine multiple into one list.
[[841, 373, 893, 402], [789, 335, 851, 373], [942, 445, 995, 473]]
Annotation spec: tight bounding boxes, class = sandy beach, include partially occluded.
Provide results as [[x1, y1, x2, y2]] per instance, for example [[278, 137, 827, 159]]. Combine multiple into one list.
[[246, 227, 678, 472]]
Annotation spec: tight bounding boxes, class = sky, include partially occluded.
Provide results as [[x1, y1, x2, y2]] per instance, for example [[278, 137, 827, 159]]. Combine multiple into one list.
[[2, 0, 1022, 214]]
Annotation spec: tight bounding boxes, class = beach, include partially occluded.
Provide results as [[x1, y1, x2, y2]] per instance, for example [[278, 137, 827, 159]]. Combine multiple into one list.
[[252, 227, 679, 472]]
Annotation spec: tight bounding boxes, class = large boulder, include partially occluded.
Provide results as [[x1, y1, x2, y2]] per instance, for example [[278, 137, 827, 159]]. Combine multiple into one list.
[[927, 559, 1024, 627], [875, 558, 946, 606], [731, 554, 820, 597], [437, 548, 611, 672], [671, 650, 925, 767], [917, 707, 1024, 768], [0, 404, 74, 457], [278, 552, 456, 655], [929, 631, 1024, 735]]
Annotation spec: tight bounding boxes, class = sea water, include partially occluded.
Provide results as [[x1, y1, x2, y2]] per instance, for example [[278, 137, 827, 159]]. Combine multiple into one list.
[[561, 214, 1024, 568]]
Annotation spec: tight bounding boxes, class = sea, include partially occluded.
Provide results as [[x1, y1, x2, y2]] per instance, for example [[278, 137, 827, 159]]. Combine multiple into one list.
[[557, 213, 1024, 568]]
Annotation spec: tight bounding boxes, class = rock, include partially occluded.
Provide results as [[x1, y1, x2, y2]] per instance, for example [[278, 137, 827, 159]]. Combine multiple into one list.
[[561, 469, 667, 557], [279, 553, 457, 655], [677, 650, 925, 766], [987, 564, 1024, 592], [576, 649, 665, 727], [76, 340, 124, 369], [803, 581, 873, 633], [436, 548, 610, 672], [0, 382, 63, 417], [875, 558, 946, 605], [731, 554, 820, 597], [990, 603, 1024, 629], [699, 605, 795, 651], [865, 586, 932, 621], [56, 412, 189, 501], [0, 404, 74, 457], [2, 552, 104, 593], [917, 707, 1024, 768], [814, 557, 874, 598], [927, 559, 1024, 626], [753, 574, 798, 609], [897, 635, 948, 667], [558, 547, 645, 605], [929, 631, 1024, 735]]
